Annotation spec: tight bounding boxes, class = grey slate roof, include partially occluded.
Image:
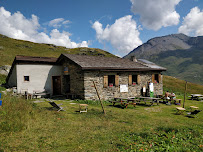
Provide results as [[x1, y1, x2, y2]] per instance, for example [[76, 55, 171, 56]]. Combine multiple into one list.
[[61, 54, 166, 71]]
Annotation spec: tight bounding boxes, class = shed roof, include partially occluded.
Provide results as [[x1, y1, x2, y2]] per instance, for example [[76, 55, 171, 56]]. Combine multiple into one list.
[[15, 55, 57, 63], [6, 56, 58, 83], [60, 54, 166, 71]]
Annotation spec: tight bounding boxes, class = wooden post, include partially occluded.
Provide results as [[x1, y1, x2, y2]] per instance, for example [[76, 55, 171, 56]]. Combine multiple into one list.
[[93, 81, 106, 115], [183, 81, 187, 108]]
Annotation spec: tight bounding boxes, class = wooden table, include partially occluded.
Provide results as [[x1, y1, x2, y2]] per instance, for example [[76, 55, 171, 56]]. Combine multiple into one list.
[[110, 97, 138, 108], [190, 94, 203, 101], [176, 107, 186, 114], [137, 97, 161, 106], [79, 104, 88, 113], [190, 106, 199, 112]]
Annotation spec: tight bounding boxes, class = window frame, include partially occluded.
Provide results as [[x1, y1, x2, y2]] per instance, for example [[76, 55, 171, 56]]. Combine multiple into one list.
[[152, 74, 161, 83], [132, 75, 138, 85], [108, 75, 115, 87], [24, 76, 30, 82]]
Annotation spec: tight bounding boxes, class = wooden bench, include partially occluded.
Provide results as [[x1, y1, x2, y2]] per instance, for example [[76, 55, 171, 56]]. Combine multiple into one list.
[[176, 107, 186, 114], [198, 97, 203, 101], [33, 90, 50, 98], [138, 97, 160, 106], [173, 99, 182, 105], [190, 106, 199, 111], [110, 98, 138, 108], [109, 100, 129, 108], [127, 99, 138, 107], [79, 104, 88, 113]]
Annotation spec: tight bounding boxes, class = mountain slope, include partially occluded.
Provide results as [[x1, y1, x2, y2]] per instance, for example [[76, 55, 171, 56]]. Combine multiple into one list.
[[124, 34, 203, 85], [0, 34, 116, 66]]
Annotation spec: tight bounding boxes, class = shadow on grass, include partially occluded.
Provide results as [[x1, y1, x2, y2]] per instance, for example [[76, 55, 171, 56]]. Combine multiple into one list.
[[108, 105, 126, 109], [108, 103, 155, 109]]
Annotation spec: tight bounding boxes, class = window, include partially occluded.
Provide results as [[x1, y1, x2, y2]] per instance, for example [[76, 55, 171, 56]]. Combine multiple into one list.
[[152, 74, 161, 83], [103, 75, 119, 88], [155, 74, 159, 83], [108, 75, 115, 87], [132, 75, 138, 85], [129, 74, 140, 85], [24, 76, 30, 82]]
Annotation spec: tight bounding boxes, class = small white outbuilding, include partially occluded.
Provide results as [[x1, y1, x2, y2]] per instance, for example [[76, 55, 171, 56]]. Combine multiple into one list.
[[6, 55, 62, 95]]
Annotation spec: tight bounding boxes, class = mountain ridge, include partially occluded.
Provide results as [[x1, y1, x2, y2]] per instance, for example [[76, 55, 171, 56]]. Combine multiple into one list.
[[124, 33, 203, 85]]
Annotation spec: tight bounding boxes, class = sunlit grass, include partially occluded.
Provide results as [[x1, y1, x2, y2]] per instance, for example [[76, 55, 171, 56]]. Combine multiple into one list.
[[0, 75, 203, 151], [0, 93, 202, 151], [0, 34, 115, 66]]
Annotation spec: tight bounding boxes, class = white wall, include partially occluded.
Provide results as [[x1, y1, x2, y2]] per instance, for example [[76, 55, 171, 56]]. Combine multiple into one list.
[[16, 64, 62, 95]]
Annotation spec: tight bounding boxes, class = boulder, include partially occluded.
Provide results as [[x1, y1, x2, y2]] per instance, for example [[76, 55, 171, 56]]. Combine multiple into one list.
[[0, 65, 11, 75]]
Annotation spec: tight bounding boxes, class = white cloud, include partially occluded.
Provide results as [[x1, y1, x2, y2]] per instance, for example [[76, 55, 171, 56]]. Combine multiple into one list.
[[92, 15, 142, 54], [49, 18, 70, 28], [130, 0, 181, 30], [0, 7, 88, 48], [178, 7, 203, 36]]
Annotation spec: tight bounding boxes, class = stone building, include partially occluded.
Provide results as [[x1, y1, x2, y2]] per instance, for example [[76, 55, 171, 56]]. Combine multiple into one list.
[[7, 54, 166, 100]]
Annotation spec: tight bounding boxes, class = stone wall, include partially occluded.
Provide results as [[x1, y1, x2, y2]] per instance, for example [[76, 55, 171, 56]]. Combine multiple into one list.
[[61, 58, 84, 99], [84, 71, 163, 100]]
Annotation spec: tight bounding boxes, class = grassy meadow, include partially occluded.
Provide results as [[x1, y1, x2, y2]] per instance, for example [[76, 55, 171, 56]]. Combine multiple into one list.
[[0, 75, 203, 151], [0, 34, 115, 66]]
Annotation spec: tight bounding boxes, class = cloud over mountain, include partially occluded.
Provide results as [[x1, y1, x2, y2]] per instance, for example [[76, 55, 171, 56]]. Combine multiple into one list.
[[92, 15, 142, 54], [130, 0, 181, 30], [179, 7, 203, 36], [0, 7, 88, 48]]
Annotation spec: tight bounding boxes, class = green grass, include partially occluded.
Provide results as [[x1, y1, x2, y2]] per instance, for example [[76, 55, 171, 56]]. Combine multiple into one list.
[[0, 75, 203, 151], [163, 75, 203, 95], [0, 94, 202, 151], [0, 74, 6, 91], [0, 34, 116, 66]]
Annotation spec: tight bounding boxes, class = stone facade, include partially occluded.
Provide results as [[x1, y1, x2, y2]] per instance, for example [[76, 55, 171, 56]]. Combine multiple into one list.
[[60, 58, 163, 100], [61, 58, 84, 98], [83, 71, 163, 100]]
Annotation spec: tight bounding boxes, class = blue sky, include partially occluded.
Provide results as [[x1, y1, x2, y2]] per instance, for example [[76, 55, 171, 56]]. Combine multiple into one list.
[[0, 0, 203, 56]]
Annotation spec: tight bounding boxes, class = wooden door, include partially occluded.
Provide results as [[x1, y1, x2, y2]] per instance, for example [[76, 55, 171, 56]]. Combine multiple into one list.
[[52, 76, 61, 95], [64, 75, 70, 93]]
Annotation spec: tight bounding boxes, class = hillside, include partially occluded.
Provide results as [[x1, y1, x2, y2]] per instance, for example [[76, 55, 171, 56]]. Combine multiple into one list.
[[124, 34, 203, 85], [0, 34, 116, 66]]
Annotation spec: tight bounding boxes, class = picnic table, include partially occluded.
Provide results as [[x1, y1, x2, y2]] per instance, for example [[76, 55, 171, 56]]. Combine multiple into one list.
[[176, 107, 186, 114], [189, 94, 203, 101], [137, 97, 161, 106], [110, 97, 138, 108], [190, 106, 199, 112]]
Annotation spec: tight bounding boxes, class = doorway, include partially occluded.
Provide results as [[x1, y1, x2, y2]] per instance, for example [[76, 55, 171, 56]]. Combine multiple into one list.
[[52, 76, 61, 95], [64, 75, 70, 93]]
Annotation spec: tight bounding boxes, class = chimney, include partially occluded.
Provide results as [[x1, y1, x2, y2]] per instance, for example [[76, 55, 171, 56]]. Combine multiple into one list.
[[130, 56, 137, 62]]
